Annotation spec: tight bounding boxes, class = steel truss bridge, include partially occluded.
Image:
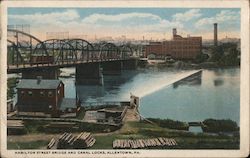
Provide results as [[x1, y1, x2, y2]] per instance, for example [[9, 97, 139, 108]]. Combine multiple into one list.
[[7, 29, 140, 73]]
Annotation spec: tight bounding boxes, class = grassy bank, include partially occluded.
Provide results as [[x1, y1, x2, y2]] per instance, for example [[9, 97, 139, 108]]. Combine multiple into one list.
[[7, 120, 239, 149], [146, 118, 189, 130], [7, 77, 17, 99], [7, 121, 239, 149], [91, 121, 239, 149], [12, 120, 120, 134], [8, 140, 49, 150]]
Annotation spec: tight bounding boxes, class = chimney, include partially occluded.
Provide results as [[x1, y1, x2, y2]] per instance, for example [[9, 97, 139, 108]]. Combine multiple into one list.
[[173, 28, 177, 37], [214, 23, 218, 46], [37, 76, 42, 84]]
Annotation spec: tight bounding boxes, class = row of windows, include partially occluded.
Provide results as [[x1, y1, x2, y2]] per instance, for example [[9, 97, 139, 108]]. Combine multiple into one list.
[[21, 91, 54, 97], [165, 46, 200, 49], [148, 45, 200, 48]]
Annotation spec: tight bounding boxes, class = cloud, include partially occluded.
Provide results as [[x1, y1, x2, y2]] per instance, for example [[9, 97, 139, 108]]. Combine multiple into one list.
[[195, 10, 240, 29], [9, 10, 182, 39], [9, 9, 80, 25], [172, 9, 202, 22], [80, 12, 183, 32], [8, 9, 240, 40], [82, 12, 161, 24]]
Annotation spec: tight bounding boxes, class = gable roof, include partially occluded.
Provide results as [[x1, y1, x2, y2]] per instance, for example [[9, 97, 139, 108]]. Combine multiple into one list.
[[16, 79, 62, 89]]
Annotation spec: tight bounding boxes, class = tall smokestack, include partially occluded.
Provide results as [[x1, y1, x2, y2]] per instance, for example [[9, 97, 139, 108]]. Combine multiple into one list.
[[214, 23, 218, 46], [173, 28, 177, 37]]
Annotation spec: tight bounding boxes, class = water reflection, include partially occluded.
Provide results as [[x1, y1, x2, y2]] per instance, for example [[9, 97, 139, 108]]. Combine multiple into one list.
[[189, 126, 203, 133], [76, 70, 139, 102], [60, 67, 239, 125], [214, 79, 224, 86], [140, 68, 240, 124], [213, 68, 238, 77]]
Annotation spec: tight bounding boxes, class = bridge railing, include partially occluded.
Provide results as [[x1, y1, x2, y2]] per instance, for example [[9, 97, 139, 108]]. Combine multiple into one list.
[[7, 29, 136, 69]]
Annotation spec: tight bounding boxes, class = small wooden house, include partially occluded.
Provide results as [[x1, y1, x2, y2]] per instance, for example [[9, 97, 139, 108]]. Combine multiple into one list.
[[16, 78, 64, 117]]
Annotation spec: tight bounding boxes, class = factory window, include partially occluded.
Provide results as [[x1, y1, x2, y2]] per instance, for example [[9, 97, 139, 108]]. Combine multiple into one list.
[[40, 91, 45, 97], [48, 91, 53, 97], [28, 91, 33, 96]]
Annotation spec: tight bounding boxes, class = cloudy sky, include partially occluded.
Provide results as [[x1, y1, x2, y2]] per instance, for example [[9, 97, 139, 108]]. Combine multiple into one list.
[[8, 8, 240, 41]]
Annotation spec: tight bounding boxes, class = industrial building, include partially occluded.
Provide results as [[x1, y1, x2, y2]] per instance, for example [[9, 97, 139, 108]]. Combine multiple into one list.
[[16, 78, 77, 117], [145, 28, 202, 59]]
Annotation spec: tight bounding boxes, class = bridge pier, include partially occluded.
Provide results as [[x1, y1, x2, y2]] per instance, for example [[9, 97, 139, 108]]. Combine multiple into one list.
[[22, 68, 59, 79], [102, 61, 122, 75], [76, 63, 103, 85], [122, 58, 138, 70]]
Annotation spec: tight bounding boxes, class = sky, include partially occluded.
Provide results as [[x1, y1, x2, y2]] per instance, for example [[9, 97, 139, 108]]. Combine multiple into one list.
[[8, 8, 241, 41]]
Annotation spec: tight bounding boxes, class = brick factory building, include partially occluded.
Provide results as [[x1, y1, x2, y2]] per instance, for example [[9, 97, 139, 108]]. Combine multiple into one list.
[[145, 28, 202, 59]]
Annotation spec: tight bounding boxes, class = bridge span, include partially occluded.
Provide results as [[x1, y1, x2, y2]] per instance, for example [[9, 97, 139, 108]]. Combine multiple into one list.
[[7, 29, 141, 85]]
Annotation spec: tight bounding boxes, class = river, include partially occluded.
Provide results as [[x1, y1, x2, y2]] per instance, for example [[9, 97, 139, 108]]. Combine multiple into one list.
[[59, 67, 240, 125], [10, 66, 240, 126]]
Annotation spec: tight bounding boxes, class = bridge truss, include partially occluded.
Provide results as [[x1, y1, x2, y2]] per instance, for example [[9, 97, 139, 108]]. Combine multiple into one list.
[[7, 29, 136, 70]]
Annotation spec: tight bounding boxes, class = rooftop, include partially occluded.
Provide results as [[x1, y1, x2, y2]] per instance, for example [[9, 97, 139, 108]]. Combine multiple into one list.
[[16, 79, 62, 89]]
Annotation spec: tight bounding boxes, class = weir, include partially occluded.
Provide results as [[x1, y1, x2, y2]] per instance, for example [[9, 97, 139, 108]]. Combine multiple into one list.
[[170, 70, 202, 85], [135, 69, 203, 98]]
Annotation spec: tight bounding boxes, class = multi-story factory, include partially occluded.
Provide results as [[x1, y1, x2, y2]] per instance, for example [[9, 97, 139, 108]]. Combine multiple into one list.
[[145, 28, 202, 59]]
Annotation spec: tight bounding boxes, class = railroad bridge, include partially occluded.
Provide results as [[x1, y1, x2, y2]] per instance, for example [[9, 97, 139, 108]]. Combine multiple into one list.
[[7, 29, 141, 85]]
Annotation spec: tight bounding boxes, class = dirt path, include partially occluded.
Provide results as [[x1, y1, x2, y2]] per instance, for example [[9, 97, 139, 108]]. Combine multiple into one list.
[[123, 108, 140, 122]]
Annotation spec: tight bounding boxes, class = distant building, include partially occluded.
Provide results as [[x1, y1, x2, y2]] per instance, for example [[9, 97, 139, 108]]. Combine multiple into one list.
[[16, 78, 66, 117], [214, 23, 218, 46], [145, 28, 202, 59]]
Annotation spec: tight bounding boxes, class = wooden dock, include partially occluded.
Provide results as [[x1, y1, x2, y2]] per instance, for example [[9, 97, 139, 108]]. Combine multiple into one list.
[[113, 137, 177, 149]]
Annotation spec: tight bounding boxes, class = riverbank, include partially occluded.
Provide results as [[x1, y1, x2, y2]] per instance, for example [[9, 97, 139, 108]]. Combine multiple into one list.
[[7, 106, 240, 150], [6, 66, 240, 149], [147, 60, 240, 70], [7, 120, 239, 149]]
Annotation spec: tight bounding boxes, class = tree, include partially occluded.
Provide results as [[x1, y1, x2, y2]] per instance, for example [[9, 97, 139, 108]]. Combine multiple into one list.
[[210, 42, 240, 66], [194, 53, 209, 63]]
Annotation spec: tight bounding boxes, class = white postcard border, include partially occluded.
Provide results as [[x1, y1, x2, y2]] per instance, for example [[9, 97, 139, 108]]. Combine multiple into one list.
[[0, 0, 249, 157]]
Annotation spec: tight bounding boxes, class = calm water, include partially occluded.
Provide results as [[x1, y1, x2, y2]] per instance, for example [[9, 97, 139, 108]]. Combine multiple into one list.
[[11, 67, 239, 125], [58, 67, 240, 124]]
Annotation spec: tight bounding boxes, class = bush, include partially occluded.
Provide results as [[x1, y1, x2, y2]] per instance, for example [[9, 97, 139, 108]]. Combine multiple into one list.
[[146, 118, 189, 130], [202, 119, 239, 133], [210, 43, 240, 66], [7, 78, 17, 99], [194, 53, 209, 63]]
